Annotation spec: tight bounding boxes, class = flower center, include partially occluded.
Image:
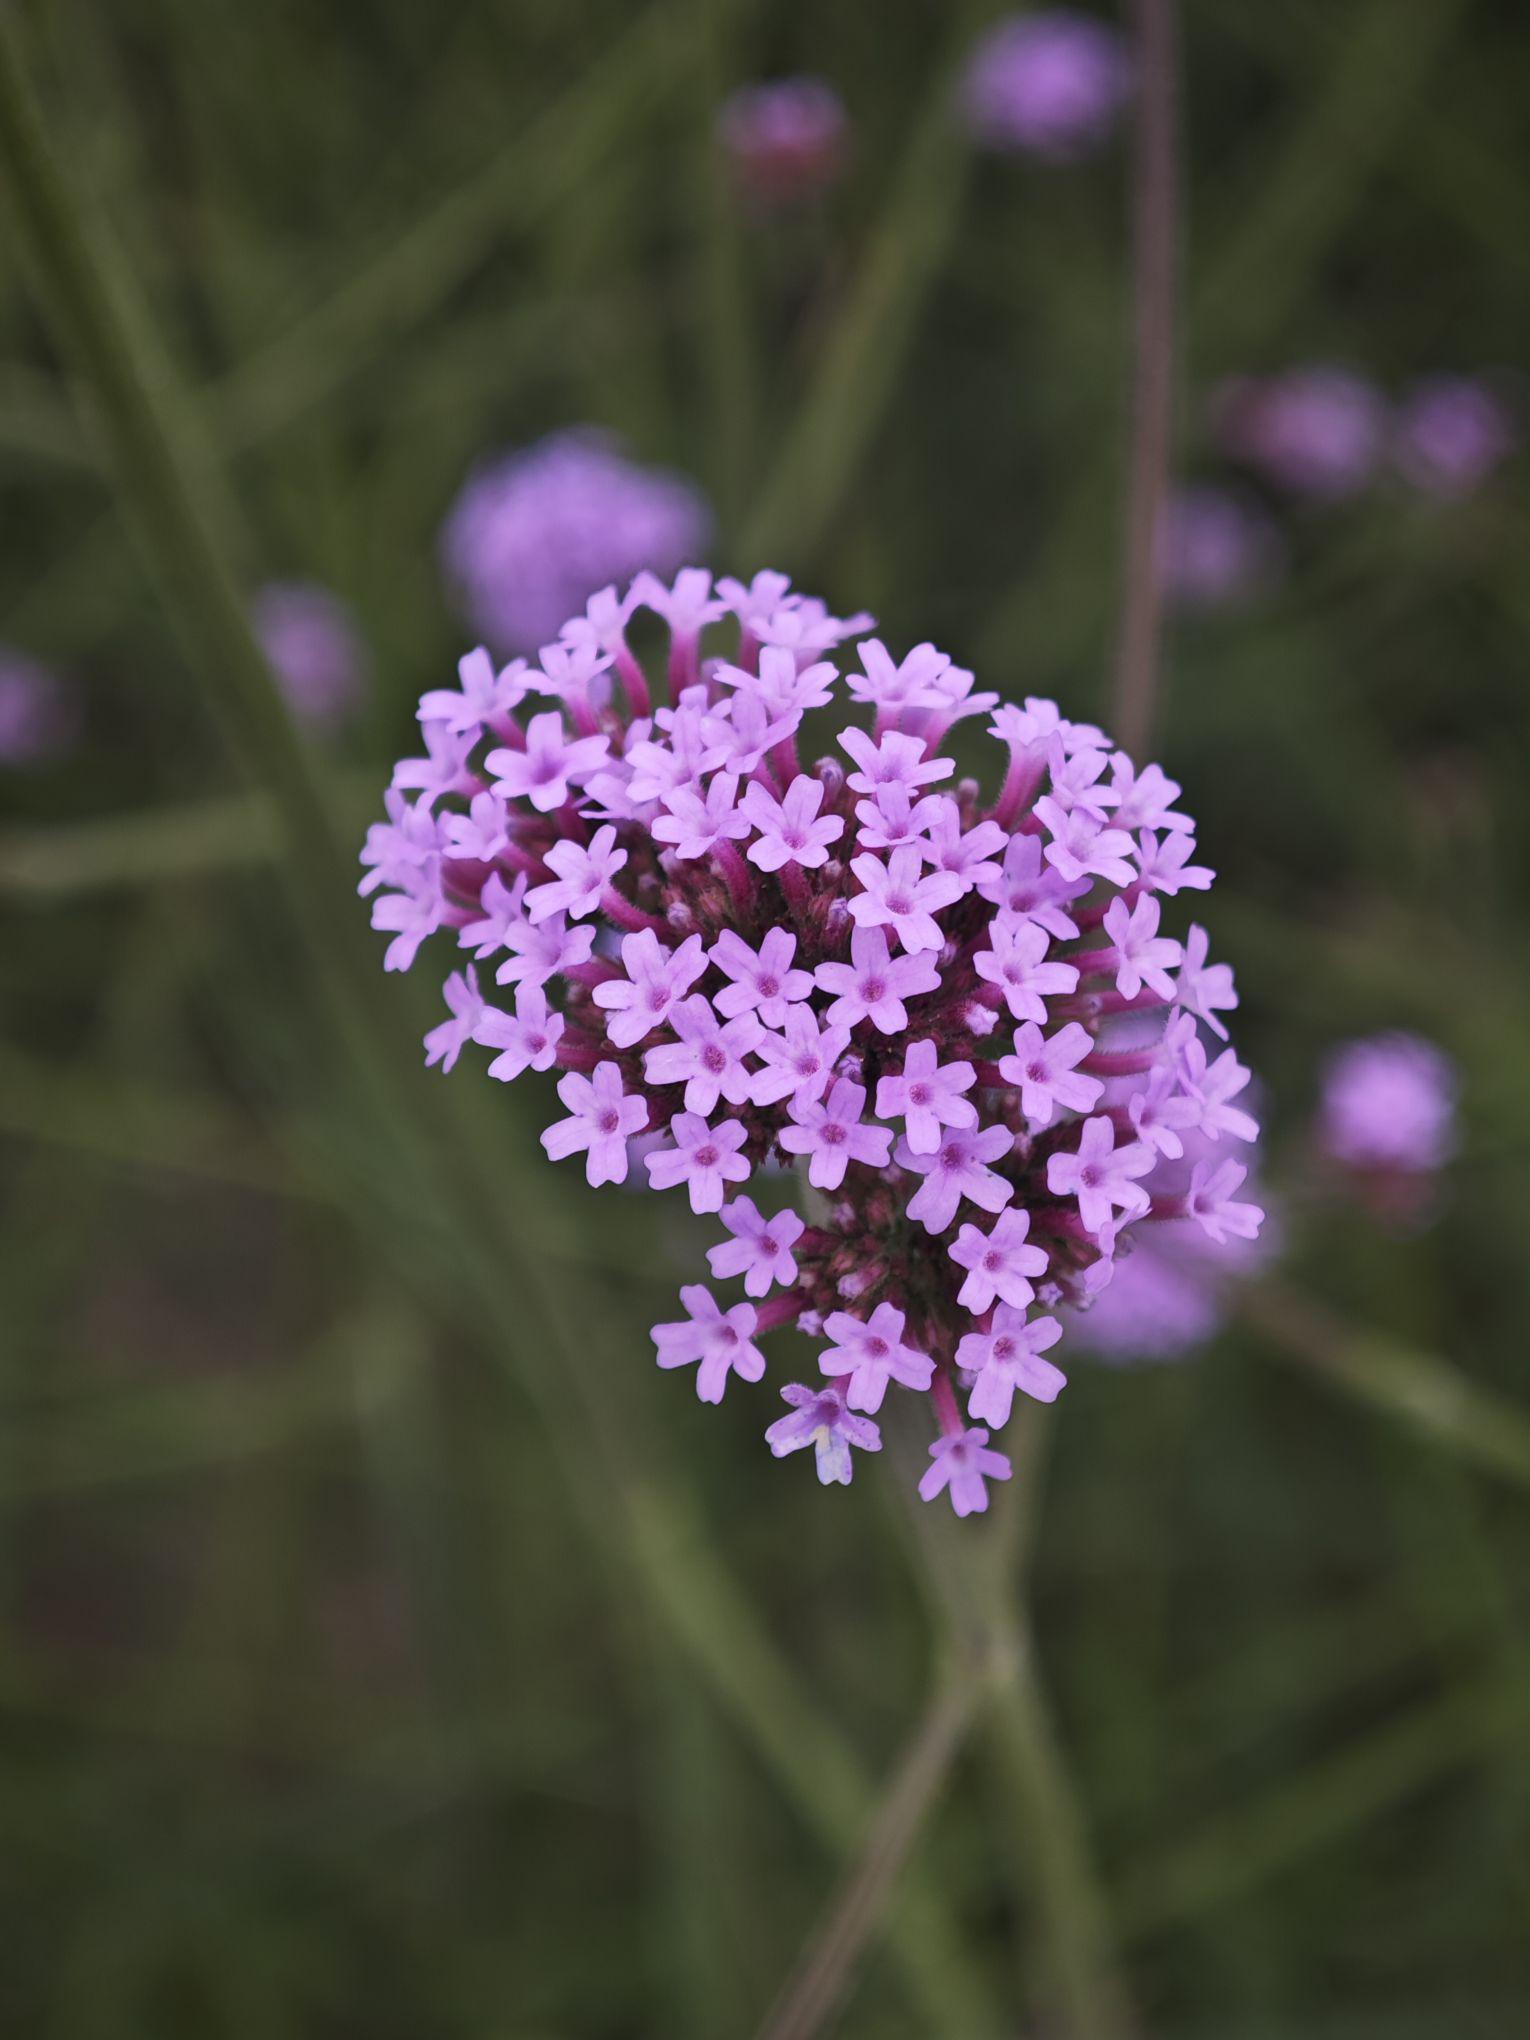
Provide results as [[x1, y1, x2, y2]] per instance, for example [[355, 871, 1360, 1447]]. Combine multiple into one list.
[[597, 1109, 620, 1134], [888, 892, 912, 915], [821, 1122, 847, 1145], [702, 1044, 727, 1073], [866, 1336, 889, 1361], [993, 1338, 1015, 1363], [1027, 1061, 1047, 1081], [695, 1145, 718, 1168], [862, 977, 886, 1003], [758, 975, 780, 998], [1080, 1165, 1101, 1187], [983, 1250, 1002, 1272], [908, 1082, 932, 1107]]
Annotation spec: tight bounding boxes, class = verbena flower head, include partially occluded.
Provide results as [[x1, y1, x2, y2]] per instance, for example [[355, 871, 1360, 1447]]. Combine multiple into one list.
[[441, 431, 711, 654], [365, 569, 1263, 1514], [962, 10, 1131, 161], [717, 77, 847, 207], [1213, 368, 1387, 500], [253, 582, 369, 731], [1318, 1032, 1456, 1224], [0, 644, 78, 765], [1160, 486, 1283, 610], [1393, 376, 1516, 498]]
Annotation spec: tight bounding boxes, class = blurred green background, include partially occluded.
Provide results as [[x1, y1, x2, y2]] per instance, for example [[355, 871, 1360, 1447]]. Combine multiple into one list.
[[3, 1, 1530, 2035]]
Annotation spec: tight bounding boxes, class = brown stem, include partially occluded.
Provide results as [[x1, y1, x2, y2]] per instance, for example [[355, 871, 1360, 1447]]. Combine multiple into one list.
[[754, 1678, 980, 2040], [1113, 0, 1180, 761]]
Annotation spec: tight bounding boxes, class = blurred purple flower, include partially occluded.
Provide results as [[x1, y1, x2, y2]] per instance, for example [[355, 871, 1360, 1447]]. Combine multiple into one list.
[[1214, 368, 1388, 499], [441, 431, 711, 655], [963, 11, 1131, 161], [1160, 486, 1284, 609], [0, 646, 78, 764], [1319, 1032, 1457, 1182], [718, 77, 847, 207], [1394, 377, 1516, 498], [253, 582, 369, 731]]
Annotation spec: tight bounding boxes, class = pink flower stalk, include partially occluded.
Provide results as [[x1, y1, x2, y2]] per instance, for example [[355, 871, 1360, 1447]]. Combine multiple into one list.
[[1317, 1032, 1457, 1226], [253, 582, 369, 731], [365, 568, 1262, 1512], [717, 77, 847, 209], [962, 11, 1132, 161], [0, 645, 78, 764], [441, 431, 711, 654], [1393, 377, 1516, 498], [1213, 368, 1387, 500]]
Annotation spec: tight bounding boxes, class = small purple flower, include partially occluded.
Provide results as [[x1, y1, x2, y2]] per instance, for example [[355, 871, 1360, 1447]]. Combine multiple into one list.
[[752, 1007, 852, 1106], [644, 997, 763, 1115], [708, 1197, 806, 1297], [1047, 1115, 1153, 1236], [1214, 368, 1387, 499], [820, 1303, 934, 1413], [591, 930, 708, 1049], [488, 711, 610, 814], [645, 1112, 751, 1213], [253, 581, 369, 731], [816, 928, 941, 1035], [442, 431, 711, 654], [653, 1285, 765, 1404], [949, 1209, 1050, 1314], [1160, 487, 1283, 609], [526, 825, 627, 922], [963, 11, 1131, 161], [718, 77, 847, 210], [1175, 925, 1239, 1038], [653, 772, 750, 859], [839, 727, 952, 797], [419, 645, 532, 736], [848, 845, 967, 953], [875, 1040, 978, 1156], [495, 911, 596, 992], [423, 967, 486, 1073], [918, 1426, 1012, 1518], [997, 1021, 1102, 1129], [476, 985, 566, 1082], [974, 918, 1080, 1024], [742, 774, 845, 871], [540, 1062, 649, 1186], [765, 1384, 881, 1486], [1318, 1034, 1456, 1175], [959, 1308, 1066, 1426], [1184, 1158, 1264, 1245], [976, 831, 1087, 940], [1394, 377, 1515, 498], [1102, 894, 1180, 1002], [709, 928, 815, 1028], [899, 1124, 1016, 1234], [779, 1077, 892, 1191]]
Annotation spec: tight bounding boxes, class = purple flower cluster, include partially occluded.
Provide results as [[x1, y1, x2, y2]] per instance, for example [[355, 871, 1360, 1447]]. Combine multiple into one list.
[[253, 582, 370, 732], [962, 10, 1131, 161], [717, 78, 847, 207], [441, 431, 712, 655], [363, 568, 1263, 1514], [1318, 1033, 1456, 1226]]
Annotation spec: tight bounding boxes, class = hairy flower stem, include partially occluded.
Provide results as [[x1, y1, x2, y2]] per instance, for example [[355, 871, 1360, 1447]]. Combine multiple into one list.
[[1112, 0, 1179, 760]]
